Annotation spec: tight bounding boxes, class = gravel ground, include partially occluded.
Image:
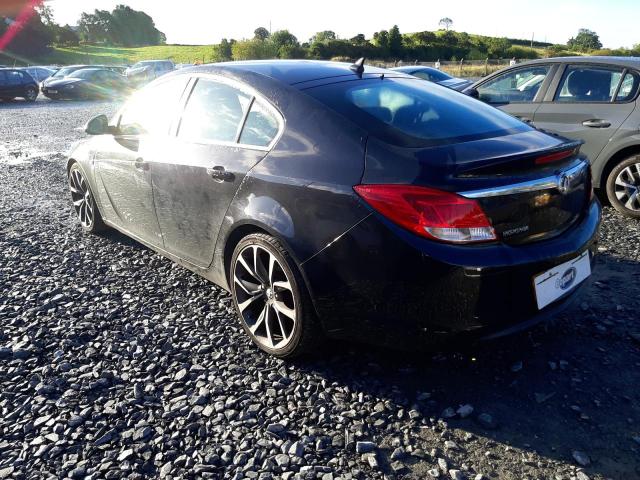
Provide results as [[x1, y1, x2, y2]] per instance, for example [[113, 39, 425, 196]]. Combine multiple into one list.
[[1, 98, 640, 480]]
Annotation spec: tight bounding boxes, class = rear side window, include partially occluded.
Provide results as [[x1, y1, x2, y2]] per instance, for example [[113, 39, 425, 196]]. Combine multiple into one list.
[[239, 99, 280, 147], [616, 71, 640, 102], [555, 66, 625, 103], [119, 76, 190, 136], [179, 79, 251, 143], [414, 69, 450, 82], [6, 71, 23, 86], [306, 77, 530, 147]]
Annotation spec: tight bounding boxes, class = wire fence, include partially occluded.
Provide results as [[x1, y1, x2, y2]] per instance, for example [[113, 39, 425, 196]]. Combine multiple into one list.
[[370, 58, 518, 78]]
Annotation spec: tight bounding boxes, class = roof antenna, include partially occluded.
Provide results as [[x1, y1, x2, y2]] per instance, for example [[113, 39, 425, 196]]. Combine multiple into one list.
[[350, 57, 365, 78]]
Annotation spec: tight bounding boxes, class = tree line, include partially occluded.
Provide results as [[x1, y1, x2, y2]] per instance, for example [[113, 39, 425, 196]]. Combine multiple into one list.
[[0, 3, 165, 59], [2, 4, 639, 65], [216, 25, 640, 64]]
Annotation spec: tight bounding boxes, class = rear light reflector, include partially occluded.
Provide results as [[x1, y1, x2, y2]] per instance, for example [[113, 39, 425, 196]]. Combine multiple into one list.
[[535, 148, 577, 165], [354, 184, 497, 244]]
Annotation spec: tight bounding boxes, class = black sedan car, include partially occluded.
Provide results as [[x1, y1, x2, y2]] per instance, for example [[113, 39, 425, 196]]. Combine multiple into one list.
[[0, 68, 39, 102], [392, 65, 473, 91], [67, 60, 600, 357], [42, 68, 130, 100]]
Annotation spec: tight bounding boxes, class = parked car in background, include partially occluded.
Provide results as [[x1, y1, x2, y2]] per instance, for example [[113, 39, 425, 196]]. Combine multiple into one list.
[[18, 66, 55, 83], [0, 68, 39, 102], [175, 63, 194, 70], [124, 60, 175, 87], [41, 65, 95, 89], [67, 60, 599, 358], [42, 68, 130, 100], [392, 65, 473, 91], [105, 65, 128, 75], [466, 57, 640, 217]]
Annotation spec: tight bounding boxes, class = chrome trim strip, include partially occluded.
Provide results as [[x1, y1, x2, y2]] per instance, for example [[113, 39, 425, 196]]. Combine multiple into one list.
[[460, 161, 588, 199]]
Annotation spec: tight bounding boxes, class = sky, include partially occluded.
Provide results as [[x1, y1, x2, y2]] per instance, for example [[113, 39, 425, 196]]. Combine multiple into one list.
[[45, 0, 639, 48]]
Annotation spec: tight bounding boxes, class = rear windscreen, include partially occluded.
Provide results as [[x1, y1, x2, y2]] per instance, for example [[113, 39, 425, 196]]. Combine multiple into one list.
[[304, 77, 531, 147]]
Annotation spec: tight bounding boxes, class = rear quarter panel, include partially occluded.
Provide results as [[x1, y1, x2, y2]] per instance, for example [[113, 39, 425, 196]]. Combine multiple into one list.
[[209, 80, 370, 290]]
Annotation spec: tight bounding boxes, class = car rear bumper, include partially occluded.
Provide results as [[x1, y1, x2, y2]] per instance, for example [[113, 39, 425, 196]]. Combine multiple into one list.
[[301, 198, 601, 349]]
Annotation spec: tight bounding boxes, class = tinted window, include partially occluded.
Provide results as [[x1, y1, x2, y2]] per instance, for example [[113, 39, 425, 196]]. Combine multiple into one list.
[[478, 65, 550, 104], [616, 71, 640, 101], [414, 68, 451, 82], [306, 77, 529, 147], [555, 66, 623, 103], [54, 67, 81, 78], [179, 79, 251, 143], [119, 77, 190, 136], [68, 69, 98, 80], [239, 99, 280, 147]]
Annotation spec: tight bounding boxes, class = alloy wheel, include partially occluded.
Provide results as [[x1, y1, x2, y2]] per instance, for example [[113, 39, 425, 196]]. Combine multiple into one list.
[[614, 162, 640, 212], [233, 244, 297, 350], [69, 169, 95, 229], [25, 88, 37, 101]]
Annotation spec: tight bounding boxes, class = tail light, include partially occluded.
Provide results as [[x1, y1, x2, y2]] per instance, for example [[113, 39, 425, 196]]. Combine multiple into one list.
[[535, 147, 578, 165], [354, 184, 497, 244]]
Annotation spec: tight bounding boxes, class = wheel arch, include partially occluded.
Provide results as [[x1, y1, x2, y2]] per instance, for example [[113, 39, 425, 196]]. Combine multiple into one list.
[[595, 144, 640, 189], [221, 220, 321, 322]]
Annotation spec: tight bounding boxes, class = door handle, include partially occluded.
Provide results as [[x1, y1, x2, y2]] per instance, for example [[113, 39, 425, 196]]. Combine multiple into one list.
[[134, 158, 148, 171], [207, 166, 234, 182], [582, 119, 611, 128]]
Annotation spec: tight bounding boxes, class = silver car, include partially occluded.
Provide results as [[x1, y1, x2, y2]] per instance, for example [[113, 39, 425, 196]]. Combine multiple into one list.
[[467, 57, 640, 217]]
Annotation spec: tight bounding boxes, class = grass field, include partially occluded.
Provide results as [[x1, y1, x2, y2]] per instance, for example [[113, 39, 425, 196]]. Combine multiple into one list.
[[32, 44, 218, 66]]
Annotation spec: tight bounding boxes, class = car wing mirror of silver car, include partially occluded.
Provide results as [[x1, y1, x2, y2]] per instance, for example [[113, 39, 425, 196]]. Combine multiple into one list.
[[463, 87, 480, 99], [84, 115, 110, 135]]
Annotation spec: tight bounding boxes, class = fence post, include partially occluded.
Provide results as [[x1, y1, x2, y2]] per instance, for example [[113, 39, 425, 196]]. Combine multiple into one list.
[[459, 58, 464, 77], [485, 58, 488, 76]]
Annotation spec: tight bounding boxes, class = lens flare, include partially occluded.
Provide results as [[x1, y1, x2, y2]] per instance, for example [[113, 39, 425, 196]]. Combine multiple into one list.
[[0, 0, 42, 52]]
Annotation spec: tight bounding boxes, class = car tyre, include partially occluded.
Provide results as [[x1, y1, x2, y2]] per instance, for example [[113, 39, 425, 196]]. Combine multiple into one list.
[[230, 233, 321, 358], [605, 155, 640, 218], [68, 164, 107, 233], [24, 87, 38, 102]]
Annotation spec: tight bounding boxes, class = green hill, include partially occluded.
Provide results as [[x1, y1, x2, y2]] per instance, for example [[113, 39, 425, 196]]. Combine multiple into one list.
[[30, 44, 218, 66]]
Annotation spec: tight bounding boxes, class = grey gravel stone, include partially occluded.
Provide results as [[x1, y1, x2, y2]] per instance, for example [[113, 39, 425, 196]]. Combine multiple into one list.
[[449, 470, 465, 480], [355, 441, 376, 454]]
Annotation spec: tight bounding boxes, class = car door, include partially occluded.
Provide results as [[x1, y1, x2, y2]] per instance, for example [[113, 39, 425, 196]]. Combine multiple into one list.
[[533, 64, 639, 163], [475, 63, 557, 123], [150, 76, 282, 268], [93, 76, 191, 245], [0, 71, 8, 97], [5, 71, 25, 97]]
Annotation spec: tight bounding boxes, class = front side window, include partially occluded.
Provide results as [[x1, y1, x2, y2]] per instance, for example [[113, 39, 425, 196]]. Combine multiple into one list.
[[555, 66, 624, 103], [477, 66, 551, 104], [178, 79, 251, 143], [306, 77, 530, 147], [239, 99, 280, 147], [119, 76, 190, 136]]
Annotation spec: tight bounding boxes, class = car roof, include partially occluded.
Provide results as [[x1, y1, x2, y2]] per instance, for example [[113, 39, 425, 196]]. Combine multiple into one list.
[[515, 56, 640, 69], [183, 60, 399, 86]]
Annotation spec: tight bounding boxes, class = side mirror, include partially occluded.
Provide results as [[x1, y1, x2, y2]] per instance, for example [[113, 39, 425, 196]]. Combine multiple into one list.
[[85, 115, 109, 135], [464, 87, 480, 99]]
